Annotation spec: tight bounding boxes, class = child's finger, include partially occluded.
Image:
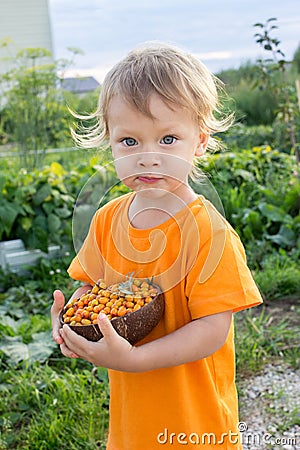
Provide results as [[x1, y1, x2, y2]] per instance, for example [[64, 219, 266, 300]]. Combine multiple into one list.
[[97, 313, 119, 342], [59, 342, 79, 359], [52, 289, 65, 311], [51, 289, 65, 344]]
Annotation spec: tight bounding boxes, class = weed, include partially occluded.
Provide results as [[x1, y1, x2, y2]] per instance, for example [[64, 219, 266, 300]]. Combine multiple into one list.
[[235, 306, 300, 376]]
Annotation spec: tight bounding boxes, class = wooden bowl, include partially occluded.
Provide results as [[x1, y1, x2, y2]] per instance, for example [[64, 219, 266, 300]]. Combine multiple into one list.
[[60, 288, 164, 345]]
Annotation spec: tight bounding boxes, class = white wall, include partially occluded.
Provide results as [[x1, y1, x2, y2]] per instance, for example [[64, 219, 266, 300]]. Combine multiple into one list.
[[0, 0, 53, 73]]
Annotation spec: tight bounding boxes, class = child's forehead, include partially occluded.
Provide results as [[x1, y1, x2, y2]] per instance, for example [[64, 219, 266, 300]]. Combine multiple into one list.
[[107, 92, 192, 121]]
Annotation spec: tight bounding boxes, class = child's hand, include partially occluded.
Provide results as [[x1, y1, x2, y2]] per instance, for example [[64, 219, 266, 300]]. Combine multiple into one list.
[[60, 313, 137, 371], [51, 289, 65, 345]]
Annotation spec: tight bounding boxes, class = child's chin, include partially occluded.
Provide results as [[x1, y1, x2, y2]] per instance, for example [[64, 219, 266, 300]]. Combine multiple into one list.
[[136, 187, 169, 198]]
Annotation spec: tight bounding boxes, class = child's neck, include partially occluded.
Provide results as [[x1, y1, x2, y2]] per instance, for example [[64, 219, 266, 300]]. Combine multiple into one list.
[[128, 188, 198, 229]]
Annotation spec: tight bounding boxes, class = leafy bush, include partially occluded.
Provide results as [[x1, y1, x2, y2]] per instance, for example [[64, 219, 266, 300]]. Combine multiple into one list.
[[219, 123, 274, 150], [198, 146, 300, 267], [0, 156, 118, 252]]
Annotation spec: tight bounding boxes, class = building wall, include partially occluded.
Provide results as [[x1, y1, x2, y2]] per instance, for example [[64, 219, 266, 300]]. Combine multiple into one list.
[[0, 0, 53, 74]]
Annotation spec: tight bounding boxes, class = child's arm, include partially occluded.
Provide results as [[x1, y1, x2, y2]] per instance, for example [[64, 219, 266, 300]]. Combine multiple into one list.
[[59, 310, 232, 372]]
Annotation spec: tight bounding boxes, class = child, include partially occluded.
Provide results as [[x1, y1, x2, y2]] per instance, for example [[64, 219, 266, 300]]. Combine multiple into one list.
[[51, 43, 263, 449]]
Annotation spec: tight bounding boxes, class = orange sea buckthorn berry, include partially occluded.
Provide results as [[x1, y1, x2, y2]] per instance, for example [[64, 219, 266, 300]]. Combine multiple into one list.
[[91, 285, 99, 294], [74, 315, 82, 323], [76, 300, 84, 309], [90, 299, 99, 307], [114, 300, 123, 308], [133, 304, 141, 312], [97, 280, 107, 289], [125, 301, 134, 308], [65, 307, 75, 317], [118, 306, 127, 317], [90, 313, 98, 321], [109, 284, 119, 292], [110, 307, 118, 316], [81, 319, 91, 325]]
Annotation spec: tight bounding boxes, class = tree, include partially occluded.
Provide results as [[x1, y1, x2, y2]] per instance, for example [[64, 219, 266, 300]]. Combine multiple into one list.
[[253, 18, 299, 159], [0, 46, 76, 169]]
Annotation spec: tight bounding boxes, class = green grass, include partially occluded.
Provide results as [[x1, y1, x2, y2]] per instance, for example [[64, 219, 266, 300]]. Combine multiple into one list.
[[0, 363, 109, 450], [253, 252, 300, 301], [234, 305, 300, 377]]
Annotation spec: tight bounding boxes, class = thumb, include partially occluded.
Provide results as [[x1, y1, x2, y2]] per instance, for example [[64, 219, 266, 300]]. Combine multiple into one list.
[[52, 289, 65, 312], [97, 313, 119, 341], [51, 290, 65, 344]]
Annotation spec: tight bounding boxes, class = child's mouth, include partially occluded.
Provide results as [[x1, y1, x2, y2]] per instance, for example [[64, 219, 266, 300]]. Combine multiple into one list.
[[137, 176, 162, 184]]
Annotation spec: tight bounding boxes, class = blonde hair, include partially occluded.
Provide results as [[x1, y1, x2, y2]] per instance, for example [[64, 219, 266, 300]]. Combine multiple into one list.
[[72, 42, 233, 152]]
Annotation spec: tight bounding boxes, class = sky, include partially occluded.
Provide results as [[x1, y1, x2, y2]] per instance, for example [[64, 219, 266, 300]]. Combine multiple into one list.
[[48, 0, 300, 82]]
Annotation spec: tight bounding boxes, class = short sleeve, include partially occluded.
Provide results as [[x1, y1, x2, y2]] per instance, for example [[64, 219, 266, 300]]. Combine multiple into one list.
[[67, 211, 104, 284], [186, 214, 263, 319]]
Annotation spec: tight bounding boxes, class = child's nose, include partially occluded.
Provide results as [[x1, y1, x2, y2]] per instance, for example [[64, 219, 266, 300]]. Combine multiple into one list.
[[137, 151, 161, 167]]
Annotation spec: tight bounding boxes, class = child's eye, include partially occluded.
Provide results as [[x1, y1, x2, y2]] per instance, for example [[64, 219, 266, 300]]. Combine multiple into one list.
[[161, 135, 176, 145], [122, 138, 137, 146]]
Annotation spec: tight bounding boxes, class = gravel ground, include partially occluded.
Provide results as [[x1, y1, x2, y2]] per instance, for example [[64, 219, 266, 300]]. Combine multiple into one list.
[[238, 363, 300, 450]]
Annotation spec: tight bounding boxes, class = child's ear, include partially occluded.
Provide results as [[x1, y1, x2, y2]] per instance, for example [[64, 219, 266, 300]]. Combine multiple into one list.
[[195, 133, 209, 157]]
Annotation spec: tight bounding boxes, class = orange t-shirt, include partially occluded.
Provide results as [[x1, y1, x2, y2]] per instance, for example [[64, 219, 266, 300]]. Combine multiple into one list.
[[68, 192, 263, 449]]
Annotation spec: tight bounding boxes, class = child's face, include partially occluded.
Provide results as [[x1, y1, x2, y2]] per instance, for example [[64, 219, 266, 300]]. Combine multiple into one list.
[[108, 93, 208, 200]]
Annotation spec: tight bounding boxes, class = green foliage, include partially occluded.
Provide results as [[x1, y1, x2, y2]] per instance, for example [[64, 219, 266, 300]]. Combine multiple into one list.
[[253, 18, 299, 154], [0, 162, 74, 251], [235, 306, 299, 375], [0, 365, 109, 449], [292, 44, 300, 74], [217, 63, 279, 126], [0, 45, 100, 170], [0, 156, 119, 252], [199, 146, 300, 267], [0, 48, 73, 169], [253, 252, 300, 300], [0, 255, 109, 449], [219, 123, 274, 149]]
